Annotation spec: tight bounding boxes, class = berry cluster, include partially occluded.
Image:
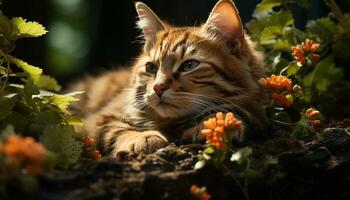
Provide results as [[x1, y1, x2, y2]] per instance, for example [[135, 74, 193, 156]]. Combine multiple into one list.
[[0, 135, 46, 175], [306, 108, 321, 129], [83, 136, 101, 160]]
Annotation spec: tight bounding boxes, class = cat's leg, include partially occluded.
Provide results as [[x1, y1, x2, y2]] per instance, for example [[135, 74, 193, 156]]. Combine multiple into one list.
[[84, 114, 168, 157]]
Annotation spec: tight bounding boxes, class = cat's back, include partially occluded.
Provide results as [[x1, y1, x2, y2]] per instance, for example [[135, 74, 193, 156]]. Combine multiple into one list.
[[69, 68, 133, 117]]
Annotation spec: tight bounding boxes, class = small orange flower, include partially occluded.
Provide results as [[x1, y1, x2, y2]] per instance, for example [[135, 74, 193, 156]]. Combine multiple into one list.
[[3, 135, 46, 175], [258, 75, 292, 91], [306, 108, 320, 119], [190, 185, 211, 200], [291, 39, 320, 64], [272, 93, 292, 108], [224, 112, 242, 129], [201, 112, 242, 150]]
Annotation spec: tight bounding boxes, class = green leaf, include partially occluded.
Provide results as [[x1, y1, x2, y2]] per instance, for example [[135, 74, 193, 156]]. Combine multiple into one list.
[[204, 146, 215, 154], [0, 93, 17, 121], [273, 39, 291, 50], [0, 66, 6, 75], [280, 61, 301, 77], [292, 119, 312, 139], [260, 26, 282, 44], [29, 110, 62, 134], [303, 56, 343, 92], [0, 15, 16, 40], [271, 53, 289, 73], [269, 11, 294, 27], [43, 93, 80, 113], [37, 75, 61, 92], [307, 17, 338, 44], [23, 80, 40, 97], [253, 0, 282, 18], [258, 11, 294, 45], [67, 117, 83, 126], [295, 0, 310, 8], [333, 34, 350, 60], [1, 112, 29, 134], [11, 17, 47, 38], [0, 124, 15, 141], [40, 125, 83, 168], [8, 56, 42, 84]]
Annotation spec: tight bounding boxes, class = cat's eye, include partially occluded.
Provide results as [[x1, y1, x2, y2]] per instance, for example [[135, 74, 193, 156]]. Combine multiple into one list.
[[178, 60, 200, 72], [145, 62, 158, 74]]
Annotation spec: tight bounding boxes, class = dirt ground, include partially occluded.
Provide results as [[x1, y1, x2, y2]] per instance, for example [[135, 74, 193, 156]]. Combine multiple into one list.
[[32, 124, 350, 200]]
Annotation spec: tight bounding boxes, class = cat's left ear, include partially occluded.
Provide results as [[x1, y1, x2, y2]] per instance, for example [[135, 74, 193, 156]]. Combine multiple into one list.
[[135, 2, 166, 43], [203, 0, 244, 46]]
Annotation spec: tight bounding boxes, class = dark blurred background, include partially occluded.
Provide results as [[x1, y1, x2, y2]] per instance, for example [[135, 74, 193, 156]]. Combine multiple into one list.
[[1, 0, 331, 85]]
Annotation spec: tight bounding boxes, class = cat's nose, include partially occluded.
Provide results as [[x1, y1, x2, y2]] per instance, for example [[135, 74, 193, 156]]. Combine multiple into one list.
[[153, 83, 169, 97]]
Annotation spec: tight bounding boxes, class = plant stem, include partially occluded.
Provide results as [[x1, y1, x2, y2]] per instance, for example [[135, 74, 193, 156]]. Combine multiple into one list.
[[324, 0, 350, 39], [223, 165, 250, 200], [0, 50, 10, 91], [271, 119, 296, 126]]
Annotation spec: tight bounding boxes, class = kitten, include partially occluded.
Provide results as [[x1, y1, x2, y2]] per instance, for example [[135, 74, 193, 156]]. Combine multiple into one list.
[[70, 0, 267, 158]]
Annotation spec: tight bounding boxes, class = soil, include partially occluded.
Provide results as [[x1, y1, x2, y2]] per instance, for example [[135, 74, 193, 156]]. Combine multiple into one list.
[[34, 126, 350, 200]]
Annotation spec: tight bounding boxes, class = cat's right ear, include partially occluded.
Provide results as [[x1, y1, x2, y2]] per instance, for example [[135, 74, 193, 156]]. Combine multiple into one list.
[[135, 2, 166, 44]]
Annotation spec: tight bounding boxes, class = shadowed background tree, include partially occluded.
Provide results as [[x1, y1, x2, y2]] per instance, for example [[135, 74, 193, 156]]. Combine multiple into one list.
[[1, 0, 334, 83]]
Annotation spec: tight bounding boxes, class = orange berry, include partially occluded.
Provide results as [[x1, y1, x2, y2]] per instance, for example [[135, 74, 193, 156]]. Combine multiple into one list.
[[84, 136, 95, 147], [191, 185, 200, 194], [190, 185, 211, 200], [90, 150, 102, 160]]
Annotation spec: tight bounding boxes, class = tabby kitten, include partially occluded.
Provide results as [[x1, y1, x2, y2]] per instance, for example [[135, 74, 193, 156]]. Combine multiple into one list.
[[70, 0, 266, 157]]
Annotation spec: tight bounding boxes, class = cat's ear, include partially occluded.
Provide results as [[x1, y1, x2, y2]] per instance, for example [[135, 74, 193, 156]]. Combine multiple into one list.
[[135, 2, 166, 43], [203, 0, 244, 45]]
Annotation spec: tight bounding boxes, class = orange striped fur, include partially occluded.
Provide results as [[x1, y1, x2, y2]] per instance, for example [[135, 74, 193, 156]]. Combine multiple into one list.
[[69, 0, 267, 158]]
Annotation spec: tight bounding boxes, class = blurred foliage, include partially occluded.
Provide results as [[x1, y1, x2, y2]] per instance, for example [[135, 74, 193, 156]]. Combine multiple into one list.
[[0, 3, 85, 196]]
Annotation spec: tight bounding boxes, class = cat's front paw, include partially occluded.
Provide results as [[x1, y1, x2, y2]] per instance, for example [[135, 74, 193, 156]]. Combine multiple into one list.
[[115, 131, 168, 157]]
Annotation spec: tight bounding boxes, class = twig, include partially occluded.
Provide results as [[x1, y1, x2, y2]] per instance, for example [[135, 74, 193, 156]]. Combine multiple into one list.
[[324, 0, 350, 39], [222, 165, 250, 200], [271, 119, 296, 126]]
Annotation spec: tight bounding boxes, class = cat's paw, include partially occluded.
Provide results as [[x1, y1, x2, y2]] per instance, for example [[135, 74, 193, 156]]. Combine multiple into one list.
[[115, 131, 168, 156]]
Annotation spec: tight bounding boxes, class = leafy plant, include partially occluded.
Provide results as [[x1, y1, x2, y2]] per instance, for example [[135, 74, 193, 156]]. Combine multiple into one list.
[[0, 3, 84, 170], [192, 0, 350, 199], [246, 0, 350, 138]]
